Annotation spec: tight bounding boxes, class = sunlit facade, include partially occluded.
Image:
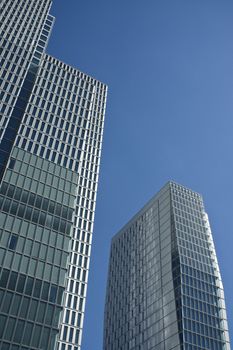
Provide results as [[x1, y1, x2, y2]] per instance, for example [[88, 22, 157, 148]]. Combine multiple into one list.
[[104, 182, 231, 350], [0, 1, 107, 349]]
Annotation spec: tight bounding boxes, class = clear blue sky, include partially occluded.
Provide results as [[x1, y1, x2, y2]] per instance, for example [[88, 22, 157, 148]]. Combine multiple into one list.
[[48, 1, 233, 348]]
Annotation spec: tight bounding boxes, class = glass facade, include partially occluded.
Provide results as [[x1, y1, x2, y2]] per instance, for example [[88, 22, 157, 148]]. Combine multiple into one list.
[[0, 1, 107, 350], [104, 182, 231, 350], [0, 0, 53, 145]]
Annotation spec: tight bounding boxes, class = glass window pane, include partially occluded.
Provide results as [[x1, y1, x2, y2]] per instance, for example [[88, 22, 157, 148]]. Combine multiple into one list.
[[25, 277, 34, 295], [33, 279, 42, 298], [0, 269, 9, 288], [11, 294, 21, 316], [2, 292, 13, 313], [20, 297, 30, 318], [22, 322, 33, 345], [49, 285, 57, 303], [41, 282, 49, 300], [28, 299, 38, 321], [4, 317, 16, 340], [8, 234, 18, 250], [31, 324, 41, 348], [16, 274, 26, 293], [8, 271, 17, 290], [13, 319, 25, 343], [0, 315, 7, 337]]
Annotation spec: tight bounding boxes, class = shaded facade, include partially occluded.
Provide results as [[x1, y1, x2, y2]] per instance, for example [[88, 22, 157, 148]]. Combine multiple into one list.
[[0, 1, 107, 350], [104, 182, 230, 350]]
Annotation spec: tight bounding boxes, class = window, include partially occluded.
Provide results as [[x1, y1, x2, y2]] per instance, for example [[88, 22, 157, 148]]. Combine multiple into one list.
[[41, 282, 49, 300], [49, 285, 57, 303], [63, 326, 68, 341], [8, 234, 18, 250], [8, 158, 16, 170]]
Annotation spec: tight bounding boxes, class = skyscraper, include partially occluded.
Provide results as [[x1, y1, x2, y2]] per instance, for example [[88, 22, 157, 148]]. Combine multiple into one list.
[[104, 182, 231, 350], [0, 1, 107, 350]]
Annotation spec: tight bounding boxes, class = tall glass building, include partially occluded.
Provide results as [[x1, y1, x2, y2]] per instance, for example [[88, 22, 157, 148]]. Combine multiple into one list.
[[0, 1, 107, 350], [104, 182, 231, 350]]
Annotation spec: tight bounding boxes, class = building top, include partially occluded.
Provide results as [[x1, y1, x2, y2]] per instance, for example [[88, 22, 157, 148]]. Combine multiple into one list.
[[44, 53, 108, 90], [112, 181, 203, 243]]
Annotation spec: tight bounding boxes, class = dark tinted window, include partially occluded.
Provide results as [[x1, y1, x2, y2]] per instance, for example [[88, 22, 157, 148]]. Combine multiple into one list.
[[49, 285, 57, 303], [8, 158, 16, 170], [8, 234, 18, 250]]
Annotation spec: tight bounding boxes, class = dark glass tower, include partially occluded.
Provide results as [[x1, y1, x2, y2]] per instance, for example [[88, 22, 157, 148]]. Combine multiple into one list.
[[104, 182, 231, 350], [0, 1, 107, 350]]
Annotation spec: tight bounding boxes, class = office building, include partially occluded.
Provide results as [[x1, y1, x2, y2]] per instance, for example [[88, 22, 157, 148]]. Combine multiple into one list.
[[0, 1, 107, 350], [104, 182, 230, 350]]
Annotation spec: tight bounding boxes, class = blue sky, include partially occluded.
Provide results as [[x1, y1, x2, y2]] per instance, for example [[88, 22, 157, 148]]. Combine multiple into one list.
[[48, 1, 233, 348]]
